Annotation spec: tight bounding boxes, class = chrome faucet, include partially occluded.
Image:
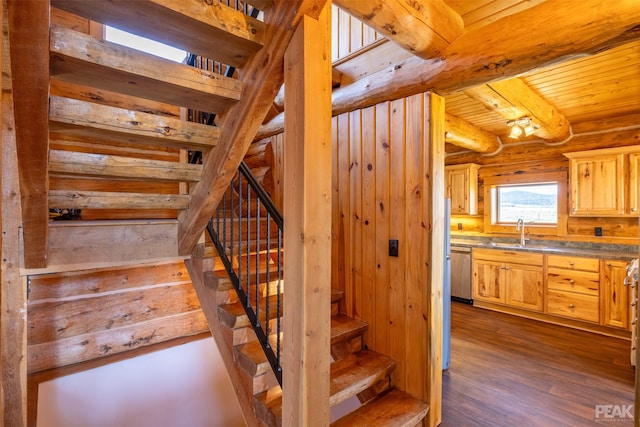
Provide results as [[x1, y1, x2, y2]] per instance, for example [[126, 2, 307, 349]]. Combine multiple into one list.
[[516, 218, 526, 246]]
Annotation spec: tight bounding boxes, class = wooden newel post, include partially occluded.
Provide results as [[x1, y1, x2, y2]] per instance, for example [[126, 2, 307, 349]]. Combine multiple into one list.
[[282, 3, 332, 427]]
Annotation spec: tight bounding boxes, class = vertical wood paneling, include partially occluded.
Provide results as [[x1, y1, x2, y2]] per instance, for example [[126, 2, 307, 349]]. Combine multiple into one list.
[[374, 102, 390, 355], [332, 4, 380, 62], [404, 94, 427, 397], [361, 105, 376, 347], [331, 116, 340, 295], [349, 110, 363, 321], [331, 92, 441, 416], [387, 98, 407, 389], [337, 8, 351, 59]]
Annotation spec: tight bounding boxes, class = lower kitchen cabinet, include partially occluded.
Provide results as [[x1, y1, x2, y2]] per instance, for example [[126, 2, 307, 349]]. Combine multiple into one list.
[[472, 249, 543, 311], [601, 259, 632, 330], [546, 254, 600, 323]]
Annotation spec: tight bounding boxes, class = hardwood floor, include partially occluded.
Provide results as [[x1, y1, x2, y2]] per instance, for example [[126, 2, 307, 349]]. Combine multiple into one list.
[[442, 302, 635, 426]]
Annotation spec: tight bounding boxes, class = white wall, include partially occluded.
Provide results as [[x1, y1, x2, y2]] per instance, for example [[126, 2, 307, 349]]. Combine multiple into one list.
[[37, 338, 245, 427]]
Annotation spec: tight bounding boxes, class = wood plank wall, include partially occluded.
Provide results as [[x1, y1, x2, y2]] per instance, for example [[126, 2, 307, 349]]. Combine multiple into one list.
[[331, 4, 380, 62], [27, 261, 208, 374], [331, 93, 438, 401], [446, 127, 640, 243]]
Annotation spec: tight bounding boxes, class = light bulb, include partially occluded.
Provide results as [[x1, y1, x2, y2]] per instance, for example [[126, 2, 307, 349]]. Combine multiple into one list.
[[509, 125, 523, 139], [524, 125, 535, 136]]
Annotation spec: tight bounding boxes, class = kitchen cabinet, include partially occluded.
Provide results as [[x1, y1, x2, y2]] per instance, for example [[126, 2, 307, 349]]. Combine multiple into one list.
[[564, 146, 640, 217], [601, 259, 632, 330], [472, 249, 543, 311], [445, 163, 480, 215], [547, 254, 599, 323]]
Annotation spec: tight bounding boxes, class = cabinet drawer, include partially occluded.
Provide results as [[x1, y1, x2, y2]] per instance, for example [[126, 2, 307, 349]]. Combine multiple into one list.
[[473, 248, 543, 265], [547, 290, 599, 323], [546, 254, 599, 272], [546, 268, 600, 295]]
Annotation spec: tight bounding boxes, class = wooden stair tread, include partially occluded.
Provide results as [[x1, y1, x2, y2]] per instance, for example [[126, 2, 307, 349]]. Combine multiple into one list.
[[330, 389, 429, 427], [50, 25, 242, 113], [218, 293, 282, 329], [206, 267, 282, 293], [331, 289, 344, 304], [49, 149, 202, 182], [51, 0, 265, 68], [49, 190, 189, 210], [49, 96, 219, 152], [254, 350, 395, 426], [236, 314, 367, 377]]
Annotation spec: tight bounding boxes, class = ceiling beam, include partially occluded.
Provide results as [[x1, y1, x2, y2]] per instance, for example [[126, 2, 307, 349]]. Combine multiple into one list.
[[330, 0, 640, 117], [445, 113, 500, 153], [333, 0, 463, 59], [465, 78, 571, 142], [256, 110, 500, 154]]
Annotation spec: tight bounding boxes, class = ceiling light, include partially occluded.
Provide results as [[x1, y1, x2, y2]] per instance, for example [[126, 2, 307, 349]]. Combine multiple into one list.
[[507, 116, 534, 139]]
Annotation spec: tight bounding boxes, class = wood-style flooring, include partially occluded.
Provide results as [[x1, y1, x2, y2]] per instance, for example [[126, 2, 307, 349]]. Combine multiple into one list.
[[442, 302, 635, 426]]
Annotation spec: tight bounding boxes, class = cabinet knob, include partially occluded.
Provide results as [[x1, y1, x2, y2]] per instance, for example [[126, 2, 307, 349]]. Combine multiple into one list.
[[569, 304, 575, 309], [606, 263, 611, 267], [569, 279, 575, 285], [632, 208, 637, 212], [569, 261, 574, 266]]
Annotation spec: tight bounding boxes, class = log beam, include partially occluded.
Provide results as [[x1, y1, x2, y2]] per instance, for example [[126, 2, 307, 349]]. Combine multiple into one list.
[[8, 0, 49, 268], [333, 0, 463, 59], [178, 0, 329, 255], [331, 0, 640, 116], [465, 78, 571, 142], [256, 111, 501, 154], [445, 113, 500, 154]]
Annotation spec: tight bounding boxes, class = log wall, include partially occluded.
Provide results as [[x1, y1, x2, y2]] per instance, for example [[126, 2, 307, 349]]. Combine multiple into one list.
[[446, 127, 640, 244], [27, 261, 208, 374]]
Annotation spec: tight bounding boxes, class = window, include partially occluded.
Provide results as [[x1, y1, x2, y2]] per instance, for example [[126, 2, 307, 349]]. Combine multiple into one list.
[[484, 172, 567, 236], [105, 27, 186, 63], [496, 183, 558, 224]]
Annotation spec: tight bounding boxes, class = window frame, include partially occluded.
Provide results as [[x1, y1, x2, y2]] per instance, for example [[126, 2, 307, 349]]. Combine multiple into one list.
[[484, 171, 568, 237]]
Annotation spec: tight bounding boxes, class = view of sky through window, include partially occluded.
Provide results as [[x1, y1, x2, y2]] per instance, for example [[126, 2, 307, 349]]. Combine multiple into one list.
[[105, 27, 186, 63], [497, 183, 558, 224]]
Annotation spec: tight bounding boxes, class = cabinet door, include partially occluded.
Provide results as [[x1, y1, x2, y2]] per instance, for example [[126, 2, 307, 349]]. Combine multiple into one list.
[[569, 154, 625, 216], [472, 260, 505, 304], [447, 168, 470, 215], [602, 260, 631, 330], [505, 263, 544, 312]]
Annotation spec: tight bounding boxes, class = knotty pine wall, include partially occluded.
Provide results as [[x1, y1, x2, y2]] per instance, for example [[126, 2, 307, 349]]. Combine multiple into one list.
[[446, 127, 640, 244], [331, 4, 380, 62]]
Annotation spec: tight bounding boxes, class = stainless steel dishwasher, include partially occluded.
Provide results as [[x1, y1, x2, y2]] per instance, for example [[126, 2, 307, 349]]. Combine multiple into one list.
[[450, 245, 472, 303]]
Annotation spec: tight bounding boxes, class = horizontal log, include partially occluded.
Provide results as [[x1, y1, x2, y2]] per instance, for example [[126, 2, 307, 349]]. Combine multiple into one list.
[[50, 25, 242, 113], [27, 261, 190, 302], [334, 0, 463, 59], [445, 113, 500, 153], [465, 78, 571, 142], [49, 96, 219, 151], [49, 190, 189, 210], [28, 283, 201, 345], [330, 0, 640, 115], [49, 150, 202, 182], [50, 0, 265, 67], [28, 310, 208, 373]]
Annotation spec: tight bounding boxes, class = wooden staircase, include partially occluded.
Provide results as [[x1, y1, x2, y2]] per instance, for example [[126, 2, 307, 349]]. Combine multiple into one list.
[[43, 0, 428, 425], [188, 242, 429, 426]]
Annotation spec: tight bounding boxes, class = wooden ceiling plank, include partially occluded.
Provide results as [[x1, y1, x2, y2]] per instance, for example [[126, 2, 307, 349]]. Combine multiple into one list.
[[49, 96, 219, 152], [49, 150, 202, 182], [50, 0, 265, 67], [334, 0, 464, 59], [330, 0, 640, 116], [49, 190, 189, 210], [462, 0, 546, 31], [445, 113, 500, 153], [465, 78, 571, 142], [50, 25, 242, 113], [178, 0, 329, 255], [7, 0, 49, 268]]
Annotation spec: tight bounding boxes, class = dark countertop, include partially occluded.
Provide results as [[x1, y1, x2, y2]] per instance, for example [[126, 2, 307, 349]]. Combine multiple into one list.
[[450, 236, 638, 260]]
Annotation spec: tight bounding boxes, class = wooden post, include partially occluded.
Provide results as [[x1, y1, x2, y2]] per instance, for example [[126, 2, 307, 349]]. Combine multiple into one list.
[[2, 0, 28, 422], [282, 3, 332, 426], [427, 93, 445, 426]]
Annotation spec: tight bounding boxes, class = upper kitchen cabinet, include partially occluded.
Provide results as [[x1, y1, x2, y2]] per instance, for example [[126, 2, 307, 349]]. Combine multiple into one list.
[[446, 163, 480, 215], [564, 146, 640, 217], [629, 153, 639, 215]]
